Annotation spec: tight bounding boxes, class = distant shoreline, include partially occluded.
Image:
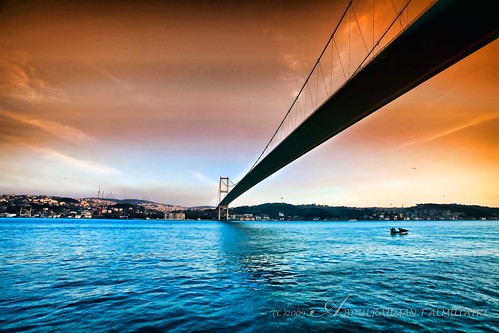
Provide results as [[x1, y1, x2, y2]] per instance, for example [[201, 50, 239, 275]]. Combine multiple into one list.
[[1, 194, 498, 221]]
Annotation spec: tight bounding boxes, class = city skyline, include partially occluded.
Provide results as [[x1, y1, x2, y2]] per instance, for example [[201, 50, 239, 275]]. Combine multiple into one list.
[[1, 0, 498, 207]]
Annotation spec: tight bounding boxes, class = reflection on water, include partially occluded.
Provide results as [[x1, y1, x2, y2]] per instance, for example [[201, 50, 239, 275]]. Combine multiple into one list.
[[218, 221, 303, 290], [0, 219, 497, 332]]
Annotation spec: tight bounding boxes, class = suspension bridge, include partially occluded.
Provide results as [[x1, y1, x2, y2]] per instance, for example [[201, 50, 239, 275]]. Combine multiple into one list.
[[217, 0, 497, 219]]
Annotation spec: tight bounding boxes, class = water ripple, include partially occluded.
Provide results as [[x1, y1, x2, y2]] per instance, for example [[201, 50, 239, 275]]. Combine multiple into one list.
[[0, 219, 497, 332]]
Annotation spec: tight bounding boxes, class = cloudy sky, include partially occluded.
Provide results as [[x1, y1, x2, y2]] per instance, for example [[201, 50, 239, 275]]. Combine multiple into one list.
[[1, 0, 497, 207]]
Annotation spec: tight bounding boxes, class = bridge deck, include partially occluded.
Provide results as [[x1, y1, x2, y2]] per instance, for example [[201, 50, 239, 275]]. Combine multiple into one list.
[[220, 0, 498, 207]]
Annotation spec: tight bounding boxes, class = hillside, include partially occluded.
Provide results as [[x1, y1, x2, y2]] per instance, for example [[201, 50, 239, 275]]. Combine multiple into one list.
[[186, 202, 499, 221]]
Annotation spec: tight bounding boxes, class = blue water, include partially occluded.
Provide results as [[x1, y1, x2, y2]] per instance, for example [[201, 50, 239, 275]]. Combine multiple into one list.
[[0, 219, 497, 332]]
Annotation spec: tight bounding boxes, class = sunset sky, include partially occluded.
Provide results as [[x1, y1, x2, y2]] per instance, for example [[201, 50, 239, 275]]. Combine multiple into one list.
[[1, 0, 498, 207]]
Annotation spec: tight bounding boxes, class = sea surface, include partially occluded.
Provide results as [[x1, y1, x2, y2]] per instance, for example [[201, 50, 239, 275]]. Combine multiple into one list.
[[0, 218, 497, 332]]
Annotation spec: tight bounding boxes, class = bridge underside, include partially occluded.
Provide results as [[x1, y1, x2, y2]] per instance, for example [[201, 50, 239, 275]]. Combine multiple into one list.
[[219, 0, 497, 207]]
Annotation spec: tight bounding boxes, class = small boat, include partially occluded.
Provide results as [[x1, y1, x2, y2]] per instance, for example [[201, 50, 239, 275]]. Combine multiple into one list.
[[391, 227, 409, 235]]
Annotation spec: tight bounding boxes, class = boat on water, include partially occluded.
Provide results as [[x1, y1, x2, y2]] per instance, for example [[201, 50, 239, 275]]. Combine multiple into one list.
[[391, 227, 409, 235]]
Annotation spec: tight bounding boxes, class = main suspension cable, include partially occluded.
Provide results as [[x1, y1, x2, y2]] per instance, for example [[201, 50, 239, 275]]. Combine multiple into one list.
[[247, 0, 354, 173]]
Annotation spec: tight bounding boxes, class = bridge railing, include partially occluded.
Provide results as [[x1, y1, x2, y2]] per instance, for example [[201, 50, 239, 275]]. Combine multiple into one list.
[[249, 0, 434, 171]]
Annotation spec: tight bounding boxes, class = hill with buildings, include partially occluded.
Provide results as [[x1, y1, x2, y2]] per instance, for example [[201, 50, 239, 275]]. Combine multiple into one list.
[[193, 202, 499, 221], [1, 194, 497, 221], [0, 194, 186, 219]]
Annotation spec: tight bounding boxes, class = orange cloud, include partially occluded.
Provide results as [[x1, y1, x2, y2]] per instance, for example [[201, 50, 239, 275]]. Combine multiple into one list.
[[393, 113, 499, 150], [0, 49, 68, 103], [0, 109, 94, 144]]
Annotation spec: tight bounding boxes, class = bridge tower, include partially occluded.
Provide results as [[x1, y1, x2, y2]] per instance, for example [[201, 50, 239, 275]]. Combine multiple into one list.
[[217, 177, 230, 220]]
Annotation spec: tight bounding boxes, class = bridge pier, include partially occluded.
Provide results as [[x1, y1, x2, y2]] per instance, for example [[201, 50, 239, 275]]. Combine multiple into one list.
[[218, 205, 229, 221], [217, 177, 230, 220]]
